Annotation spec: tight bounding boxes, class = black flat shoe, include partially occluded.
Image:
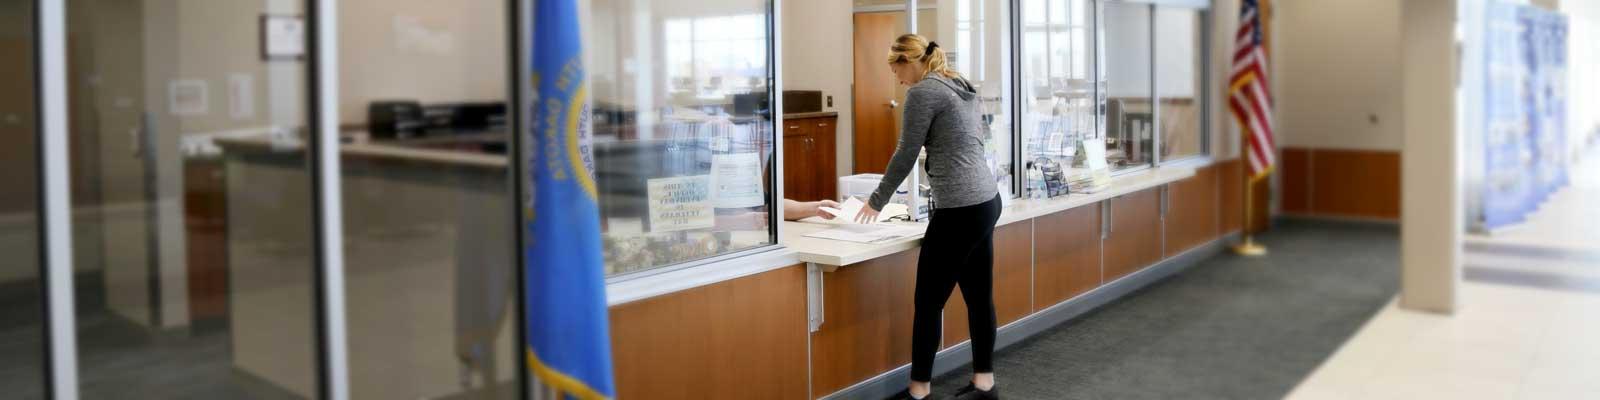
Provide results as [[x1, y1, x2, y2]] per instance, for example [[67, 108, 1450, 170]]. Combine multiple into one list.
[[888, 388, 950, 400], [953, 383, 1000, 400]]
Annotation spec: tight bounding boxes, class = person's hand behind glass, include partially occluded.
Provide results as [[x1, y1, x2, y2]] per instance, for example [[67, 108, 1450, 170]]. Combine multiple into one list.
[[783, 199, 841, 221]]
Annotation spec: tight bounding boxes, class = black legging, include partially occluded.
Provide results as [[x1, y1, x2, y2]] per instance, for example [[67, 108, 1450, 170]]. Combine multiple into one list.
[[910, 194, 1002, 382]]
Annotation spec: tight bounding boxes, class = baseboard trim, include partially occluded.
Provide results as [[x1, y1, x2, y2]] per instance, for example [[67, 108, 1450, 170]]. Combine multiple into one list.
[[820, 232, 1239, 400]]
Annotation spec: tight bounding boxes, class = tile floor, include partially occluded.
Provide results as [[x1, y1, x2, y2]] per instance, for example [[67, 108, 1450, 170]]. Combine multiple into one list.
[[1288, 272, 1600, 399]]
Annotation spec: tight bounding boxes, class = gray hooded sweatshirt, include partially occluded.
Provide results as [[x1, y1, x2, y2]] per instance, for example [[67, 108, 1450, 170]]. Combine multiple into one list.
[[869, 74, 998, 211]]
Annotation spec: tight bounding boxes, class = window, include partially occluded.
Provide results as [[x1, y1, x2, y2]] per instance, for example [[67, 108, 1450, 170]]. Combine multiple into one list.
[[1156, 7, 1205, 161], [666, 14, 767, 102], [589, 0, 776, 277], [1100, 1, 1153, 171], [1020, 0, 1097, 177]]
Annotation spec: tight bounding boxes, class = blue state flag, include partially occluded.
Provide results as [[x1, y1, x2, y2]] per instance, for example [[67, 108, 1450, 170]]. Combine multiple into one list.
[[526, 0, 615, 398]]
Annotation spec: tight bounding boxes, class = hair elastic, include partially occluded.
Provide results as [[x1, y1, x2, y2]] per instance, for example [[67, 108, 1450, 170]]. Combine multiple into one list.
[[925, 41, 939, 56]]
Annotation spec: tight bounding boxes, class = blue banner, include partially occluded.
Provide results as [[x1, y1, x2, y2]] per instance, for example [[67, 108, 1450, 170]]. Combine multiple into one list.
[[525, 0, 616, 398], [1482, 1, 1568, 230]]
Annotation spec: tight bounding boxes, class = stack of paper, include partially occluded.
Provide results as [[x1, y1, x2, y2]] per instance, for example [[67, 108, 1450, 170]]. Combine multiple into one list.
[[801, 223, 920, 244], [818, 197, 909, 223]]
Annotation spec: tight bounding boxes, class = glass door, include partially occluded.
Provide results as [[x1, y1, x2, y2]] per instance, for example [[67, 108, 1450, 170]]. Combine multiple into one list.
[[0, 0, 47, 396], [67, 0, 319, 397]]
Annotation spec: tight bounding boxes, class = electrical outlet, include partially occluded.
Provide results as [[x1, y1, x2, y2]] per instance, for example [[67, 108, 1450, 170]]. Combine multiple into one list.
[[826, 95, 833, 108]]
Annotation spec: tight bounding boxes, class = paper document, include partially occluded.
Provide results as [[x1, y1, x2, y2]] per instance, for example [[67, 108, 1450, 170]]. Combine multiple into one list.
[[824, 197, 909, 223], [802, 223, 920, 244]]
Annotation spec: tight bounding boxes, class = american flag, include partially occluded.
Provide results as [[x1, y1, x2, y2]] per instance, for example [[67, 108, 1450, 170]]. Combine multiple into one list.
[[1230, 0, 1276, 179]]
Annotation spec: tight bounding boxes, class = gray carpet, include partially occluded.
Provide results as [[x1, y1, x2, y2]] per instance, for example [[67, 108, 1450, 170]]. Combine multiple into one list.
[[930, 219, 1401, 400]]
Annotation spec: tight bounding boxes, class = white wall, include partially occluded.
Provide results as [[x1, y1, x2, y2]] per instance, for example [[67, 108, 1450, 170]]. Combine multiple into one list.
[[1156, 8, 1199, 99], [784, 1, 856, 178], [1273, 0, 1404, 151], [1562, 0, 1600, 159]]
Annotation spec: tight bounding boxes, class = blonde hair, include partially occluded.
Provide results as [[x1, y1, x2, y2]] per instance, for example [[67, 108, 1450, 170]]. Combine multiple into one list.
[[885, 34, 963, 80]]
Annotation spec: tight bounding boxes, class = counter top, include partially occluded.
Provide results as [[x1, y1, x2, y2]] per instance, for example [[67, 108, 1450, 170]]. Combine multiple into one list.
[[781, 166, 1195, 266], [783, 111, 839, 119], [213, 132, 509, 170]]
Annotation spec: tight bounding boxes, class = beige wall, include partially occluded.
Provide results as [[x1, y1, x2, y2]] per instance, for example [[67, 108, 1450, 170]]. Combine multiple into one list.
[[784, 0, 856, 177], [340, 0, 507, 125], [1210, 0, 1240, 160], [1273, 0, 1404, 151]]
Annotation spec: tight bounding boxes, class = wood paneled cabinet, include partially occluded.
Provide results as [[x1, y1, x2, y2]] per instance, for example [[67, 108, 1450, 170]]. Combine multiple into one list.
[[1033, 204, 1104, 311], [783, 114, 838, 202], [1104, 188, 1164, 282]]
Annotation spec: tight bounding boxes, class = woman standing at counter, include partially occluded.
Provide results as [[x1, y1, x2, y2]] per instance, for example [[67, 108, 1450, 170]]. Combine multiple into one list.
[[856, 34, 1002, 400]]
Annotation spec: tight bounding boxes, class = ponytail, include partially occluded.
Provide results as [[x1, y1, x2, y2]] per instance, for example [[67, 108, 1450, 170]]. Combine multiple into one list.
[[885, 33, 963, 80]]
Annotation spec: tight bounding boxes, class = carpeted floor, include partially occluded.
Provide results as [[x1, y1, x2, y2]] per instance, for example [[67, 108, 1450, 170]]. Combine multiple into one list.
[[930, 219, 1401, 400]]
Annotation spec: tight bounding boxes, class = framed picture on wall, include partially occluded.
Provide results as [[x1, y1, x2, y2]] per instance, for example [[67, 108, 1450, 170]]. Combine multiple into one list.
[[261, 14, 306, 61]]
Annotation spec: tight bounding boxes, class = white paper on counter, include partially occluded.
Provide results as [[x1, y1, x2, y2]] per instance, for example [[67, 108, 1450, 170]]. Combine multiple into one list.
[[801, 223, 920, 244], [826, 197, 908, 223]]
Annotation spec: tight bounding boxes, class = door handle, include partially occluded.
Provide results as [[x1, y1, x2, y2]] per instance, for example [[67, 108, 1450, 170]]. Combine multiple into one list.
[[888, 100, 899, 109]]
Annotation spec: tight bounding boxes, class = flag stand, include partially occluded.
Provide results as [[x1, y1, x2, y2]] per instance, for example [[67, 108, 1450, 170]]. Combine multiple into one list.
[[1231, 172, 1268, 256]]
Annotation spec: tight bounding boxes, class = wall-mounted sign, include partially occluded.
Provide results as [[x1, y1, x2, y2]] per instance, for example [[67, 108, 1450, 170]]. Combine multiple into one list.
[[261, 15, 306, 61], [168, 79, 208, 116], [646, 175, 713, 232]]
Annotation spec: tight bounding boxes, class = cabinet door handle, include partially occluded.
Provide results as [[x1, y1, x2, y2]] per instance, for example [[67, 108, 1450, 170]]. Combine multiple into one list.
[[1108, 199, 1115, 235], [818, 123, 828, 127], [789, 125, 800, 129]]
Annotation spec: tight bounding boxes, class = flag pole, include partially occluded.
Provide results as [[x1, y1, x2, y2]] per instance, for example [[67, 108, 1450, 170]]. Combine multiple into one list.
[[1232, 170, 1268, 256], [1231, 0, 1270, 257]]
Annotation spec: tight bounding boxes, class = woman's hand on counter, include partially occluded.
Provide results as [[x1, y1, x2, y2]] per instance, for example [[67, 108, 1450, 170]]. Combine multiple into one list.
[[854, 203, 881, 224]]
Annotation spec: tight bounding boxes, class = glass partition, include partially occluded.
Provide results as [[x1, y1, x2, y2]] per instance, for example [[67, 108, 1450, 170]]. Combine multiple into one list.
[[1100, 1, 1153, 170], [1156, 7, 1205, 161], [337, 0, 518, 398], [0, 0, 46, 395], [587, 0, 777, 277], [68, 0, 318, 397], [939, 0, 1015, 196], [1020, 0, 1097, 173]]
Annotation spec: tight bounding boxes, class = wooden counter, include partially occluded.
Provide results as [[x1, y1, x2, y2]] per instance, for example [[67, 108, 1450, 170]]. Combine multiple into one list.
[[215, 132, 1246, 399]]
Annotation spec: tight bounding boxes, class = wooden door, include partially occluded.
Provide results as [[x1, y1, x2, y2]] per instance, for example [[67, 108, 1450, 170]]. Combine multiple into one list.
[[782, 122, 816, 201], [852, 12, 902, 174]]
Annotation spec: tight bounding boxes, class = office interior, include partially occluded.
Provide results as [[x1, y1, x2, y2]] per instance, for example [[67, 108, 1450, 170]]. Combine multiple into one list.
[[2, 0, 1598, 399]]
